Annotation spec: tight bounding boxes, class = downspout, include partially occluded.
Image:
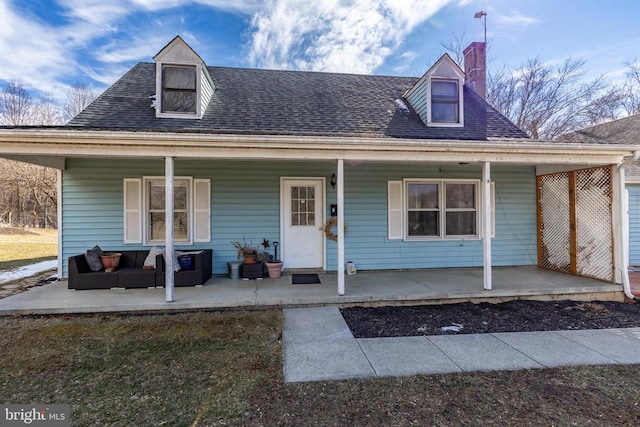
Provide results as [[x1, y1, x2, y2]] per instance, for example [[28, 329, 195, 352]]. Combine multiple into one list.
[[617, 151, 640, 302]]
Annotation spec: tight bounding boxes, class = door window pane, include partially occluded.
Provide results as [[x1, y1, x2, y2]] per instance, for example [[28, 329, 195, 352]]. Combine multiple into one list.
[[291, 185, 316, 227]]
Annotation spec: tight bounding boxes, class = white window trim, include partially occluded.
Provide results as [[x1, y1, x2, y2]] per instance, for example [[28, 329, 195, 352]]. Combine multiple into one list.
[[403, 179, 480, 241], [156, 63, 202, 119], [427, 76, 464, 128], [143, 176, 193, 245]]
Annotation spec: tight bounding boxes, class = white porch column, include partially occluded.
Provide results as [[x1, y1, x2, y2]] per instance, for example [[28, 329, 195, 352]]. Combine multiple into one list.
[[483, 161, 492, 290], [57, 169, 63, 279], [165, 157, 175, 303], [337, 159, 345, 296]]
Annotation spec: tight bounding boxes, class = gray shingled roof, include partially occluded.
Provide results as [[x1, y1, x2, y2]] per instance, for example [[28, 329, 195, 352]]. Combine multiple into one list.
[[557, 114, 640, 179], [556, 113, 640, 145], [68, 62, 529, 140]]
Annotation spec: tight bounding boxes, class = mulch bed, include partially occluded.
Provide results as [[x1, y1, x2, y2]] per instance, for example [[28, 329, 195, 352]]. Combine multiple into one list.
[[341, 300, 640, 338]]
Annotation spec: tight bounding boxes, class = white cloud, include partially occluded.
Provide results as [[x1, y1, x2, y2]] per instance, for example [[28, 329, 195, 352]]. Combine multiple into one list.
[[248, 0, 452, 74], [134, 0, 261, 14], [93, 35, 171, 63], [0, 1, 74, 99], [493, 11, 539, 27], [59, 0, 131, 27]]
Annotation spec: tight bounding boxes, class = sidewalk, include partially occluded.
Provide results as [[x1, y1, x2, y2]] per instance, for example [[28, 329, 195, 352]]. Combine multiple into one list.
[[283, 306, 640, 383]]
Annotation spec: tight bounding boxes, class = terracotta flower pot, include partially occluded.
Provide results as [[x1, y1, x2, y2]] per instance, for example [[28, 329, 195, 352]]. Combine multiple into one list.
[[243, 253, 257, 264], [100, 252, 122, 272], [266, 261, 283, 278]]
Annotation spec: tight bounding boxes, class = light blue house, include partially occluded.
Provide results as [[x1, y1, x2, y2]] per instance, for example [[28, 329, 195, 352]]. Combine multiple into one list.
[[0, 36, 637, 301]]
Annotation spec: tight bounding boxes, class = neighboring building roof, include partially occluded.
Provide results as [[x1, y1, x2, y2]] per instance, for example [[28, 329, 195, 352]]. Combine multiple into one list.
[[68, 63, 529, 141], [556, 113, 640, 145], [557, 114, 640, 180]]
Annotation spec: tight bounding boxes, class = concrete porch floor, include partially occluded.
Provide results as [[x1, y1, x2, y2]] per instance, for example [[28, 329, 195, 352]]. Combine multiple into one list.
[[0, 266, 625, 315]]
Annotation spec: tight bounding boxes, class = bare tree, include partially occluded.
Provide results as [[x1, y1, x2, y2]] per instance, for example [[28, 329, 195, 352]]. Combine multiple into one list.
[[0, 80, 61, 228], [487, 57, 621, 139], [0, 80, 34, 125], [33, 93, 64, 125], [63, 82, 96, 123], [620, 58, 640, 116], [439, 29, 468, 67]]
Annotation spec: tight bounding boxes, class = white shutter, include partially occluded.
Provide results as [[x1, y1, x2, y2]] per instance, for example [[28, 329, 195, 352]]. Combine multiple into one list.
[[123, 178, 142, 244], [193, 179, 211, 242], [388, 180, 403, 240]]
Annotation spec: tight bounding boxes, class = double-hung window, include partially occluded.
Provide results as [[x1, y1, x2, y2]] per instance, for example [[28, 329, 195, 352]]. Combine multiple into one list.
[[146, 178, 191, 243], [161, 65, 197, 114], [123, 176, 211, 245], [402, 180, 479, 240], [430, 79, 460, 124]]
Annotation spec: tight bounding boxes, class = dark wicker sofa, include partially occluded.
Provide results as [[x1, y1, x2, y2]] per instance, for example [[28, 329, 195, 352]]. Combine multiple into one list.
[[68, 249, 212, 290]]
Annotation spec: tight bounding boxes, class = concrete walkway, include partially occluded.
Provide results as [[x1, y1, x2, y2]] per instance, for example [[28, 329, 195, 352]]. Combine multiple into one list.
[[283, 306, 640, 383]]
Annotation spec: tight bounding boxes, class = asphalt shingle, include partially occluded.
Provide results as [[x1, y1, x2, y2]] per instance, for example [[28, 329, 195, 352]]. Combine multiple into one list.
[[68, 63, 529, 141]]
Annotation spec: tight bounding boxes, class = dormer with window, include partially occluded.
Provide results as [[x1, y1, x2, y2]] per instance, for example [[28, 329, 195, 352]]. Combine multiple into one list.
[[404, 53, 465, 128], [153, 36, 214, 119]]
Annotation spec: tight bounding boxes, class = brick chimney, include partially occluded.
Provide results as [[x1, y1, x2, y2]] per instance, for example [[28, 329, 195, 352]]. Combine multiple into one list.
[[463, 42, 486, 99]]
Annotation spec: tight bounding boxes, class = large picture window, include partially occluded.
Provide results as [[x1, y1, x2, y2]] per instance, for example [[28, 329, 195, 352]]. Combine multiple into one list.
[[405, 180, 478, 239]]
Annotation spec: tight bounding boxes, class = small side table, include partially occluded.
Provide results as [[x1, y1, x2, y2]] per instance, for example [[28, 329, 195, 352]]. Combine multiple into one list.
[[241, 262, 264, 279]]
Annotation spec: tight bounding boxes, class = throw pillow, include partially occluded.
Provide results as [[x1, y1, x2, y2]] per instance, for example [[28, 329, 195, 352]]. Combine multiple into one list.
[[143, 246, 165, 269], [84, 245, 103, 272]]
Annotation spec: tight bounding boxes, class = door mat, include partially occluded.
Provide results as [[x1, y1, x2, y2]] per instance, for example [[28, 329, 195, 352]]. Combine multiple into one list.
[[292, 274, 321, 285]]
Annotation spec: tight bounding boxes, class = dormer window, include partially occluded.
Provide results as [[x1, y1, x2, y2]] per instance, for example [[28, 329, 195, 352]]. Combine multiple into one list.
[[403, 53, 465, 128], [153, 36, 215, 120], [431, 79, 460, 123], [162, 65, 197, 114]]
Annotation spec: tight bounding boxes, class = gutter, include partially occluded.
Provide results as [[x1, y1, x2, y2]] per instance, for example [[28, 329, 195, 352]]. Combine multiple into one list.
[[617, 151, 640, 302]]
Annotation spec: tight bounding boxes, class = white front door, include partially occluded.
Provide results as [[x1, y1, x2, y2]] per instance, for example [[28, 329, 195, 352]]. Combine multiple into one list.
[[282, 179, 324, 269]]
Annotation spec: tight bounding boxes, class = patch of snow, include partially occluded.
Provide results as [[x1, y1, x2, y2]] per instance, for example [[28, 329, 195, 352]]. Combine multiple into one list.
[[417, 326, 427, 332], [441, 323, 464, 332], [0, 260, 57, 285], [394, 98, 410, 114]]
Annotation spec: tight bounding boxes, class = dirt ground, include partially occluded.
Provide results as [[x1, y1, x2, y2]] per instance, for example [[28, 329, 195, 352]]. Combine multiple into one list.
[[342, 300, 640, 338]]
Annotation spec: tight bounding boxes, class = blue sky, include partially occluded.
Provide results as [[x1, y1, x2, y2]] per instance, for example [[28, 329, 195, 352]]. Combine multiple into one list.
[[1, 0, 639, 103]]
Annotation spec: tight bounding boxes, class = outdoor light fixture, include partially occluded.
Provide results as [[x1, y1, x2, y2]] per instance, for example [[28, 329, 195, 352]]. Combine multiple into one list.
[[474, 11, 487, 43], [331, 173, 337, 189]]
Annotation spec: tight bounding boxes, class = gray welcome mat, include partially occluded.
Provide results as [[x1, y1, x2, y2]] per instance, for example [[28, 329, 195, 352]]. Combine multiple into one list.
[[292, 274, 321, 285]]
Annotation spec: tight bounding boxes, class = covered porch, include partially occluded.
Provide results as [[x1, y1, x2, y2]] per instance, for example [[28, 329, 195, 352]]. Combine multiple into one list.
[[0, 266, 623, 315]]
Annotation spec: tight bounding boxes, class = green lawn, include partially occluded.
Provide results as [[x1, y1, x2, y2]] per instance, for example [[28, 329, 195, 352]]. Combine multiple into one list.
[[0, 227, 57, 270], [1, 310, 639, 426]]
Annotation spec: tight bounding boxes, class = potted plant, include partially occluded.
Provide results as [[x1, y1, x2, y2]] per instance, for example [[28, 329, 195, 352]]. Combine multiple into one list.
[[262, 239, 283, 279], [231, 239, 259, 264], [100, 252, 122, 272]]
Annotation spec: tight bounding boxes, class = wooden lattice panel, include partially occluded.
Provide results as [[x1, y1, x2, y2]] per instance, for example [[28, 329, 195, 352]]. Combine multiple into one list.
[[537, 166, 614, 282], [538, 172, 571, 273], [575, 167, 613, 281]]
